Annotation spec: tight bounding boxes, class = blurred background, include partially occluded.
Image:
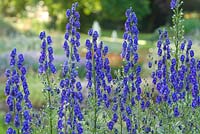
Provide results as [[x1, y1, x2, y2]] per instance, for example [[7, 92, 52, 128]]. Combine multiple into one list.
[[0, 0, 200, 131]]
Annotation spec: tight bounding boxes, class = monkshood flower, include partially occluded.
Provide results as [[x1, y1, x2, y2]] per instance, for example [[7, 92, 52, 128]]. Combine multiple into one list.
[[85, 28, 112, 133], [151, 30, 172, 104], [177, 39, 200, 109], [149, 31, 196, 134], [183, 40, 200, 109], [109, 7, 145, 133], [171, 0, 184, 70], [38, 32, 56, 75], [5, 48, 32, 133], [174, 106, 180, 117], [121, 7, 141, 102], [6, 127, 16, 134], [38, 32, 57, 134], [195, 60, 200, 108], [149, 5, 199, 130], [170, 0, 178, 9], [121, 8, 143, 133], [63, 2, 80, 68], [154, 31, 188, 106], [57, 2, 83, 134]]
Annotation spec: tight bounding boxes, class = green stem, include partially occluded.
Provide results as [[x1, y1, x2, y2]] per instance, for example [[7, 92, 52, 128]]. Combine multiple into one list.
[[94, 92, 97, 134], [14, 99, 20, 134], [91, 43, 97, 134], [46, 73, 53, 134], [137, 101, 140, 133], [48, 91, 53, 134], [175, 7, 179, 71], [120, 110, 123, 134], [71, 101, 75, 133], [63, 38, 73, 134], [64, 106, 67, 134], [93, 58, 97, 134], [42, 38, 53, 134]]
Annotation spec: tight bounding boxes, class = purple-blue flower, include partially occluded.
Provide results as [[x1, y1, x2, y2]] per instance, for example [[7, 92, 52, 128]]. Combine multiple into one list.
[[170, 0, 177, 9], [5, 49, 32, 132], [38, 33, 56, 75], [58, 3, 83, 133], [174, 106, 180, 117], [107, 121, 114, 130]]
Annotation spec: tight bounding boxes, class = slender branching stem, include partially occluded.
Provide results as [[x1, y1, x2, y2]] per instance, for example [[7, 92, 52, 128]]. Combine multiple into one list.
[[92, 46, 97, 134], [46, 73, 53, 134]]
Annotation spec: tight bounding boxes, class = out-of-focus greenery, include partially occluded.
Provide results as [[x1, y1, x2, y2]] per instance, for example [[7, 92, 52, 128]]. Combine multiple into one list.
[[1, 0, 200, 32], [0, 112, 7, 134], [183, 18, 200, 34], [0, 0, 28, 16], [0, 0, 150, 32], [0, 17, 18, 36], [101, 0, 150, 21], [98, 0, 150, 29]]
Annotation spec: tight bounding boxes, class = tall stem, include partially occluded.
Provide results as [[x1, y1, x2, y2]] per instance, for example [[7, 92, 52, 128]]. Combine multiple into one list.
[[94, 89, 97, 134], [64, 107, 67, 134], [14, 97, 20, 134], [120, 110, 123, 134], [173, 1, 184, 71], [48, 92, 53, 134], [46, 73, 53, 134], [137, 101, 140, 133], [64, 39, 74, 134], [175, 7, 179, 71], [92, 47, 97, 134]]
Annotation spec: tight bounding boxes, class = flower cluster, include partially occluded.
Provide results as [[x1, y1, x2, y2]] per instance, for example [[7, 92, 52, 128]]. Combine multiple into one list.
[[151, 30, 171, 104], [151, 20, 200, 112], [38, 31, 56, 75], [85, 28, 112, 133], [147, 28, 200, 133], [3, 0, 200, 134], [63, 2, 81, 69], [5, 48, 32, 134], [38, 31, 57, 134], [108, 7, 149, 133], [181, 40, 200, 108], [86, 28, 112, 105], [57, 2, 83, 134], [148, 2, 200, 130], [170, 0, 178, 9]]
